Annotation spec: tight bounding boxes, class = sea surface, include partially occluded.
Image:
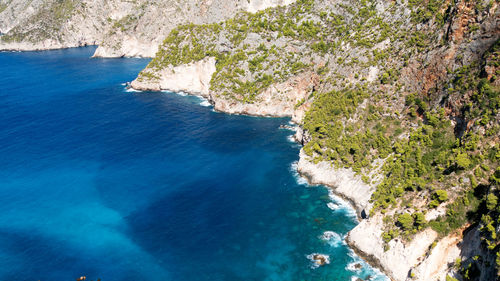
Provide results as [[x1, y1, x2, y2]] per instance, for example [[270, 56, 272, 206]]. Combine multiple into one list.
[[0, 47, 387, 281]]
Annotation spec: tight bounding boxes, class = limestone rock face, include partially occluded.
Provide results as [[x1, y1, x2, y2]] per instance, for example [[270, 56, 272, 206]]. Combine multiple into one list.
[[131, 57, 217, 96], [347, 215, 439, 281], [131, 58, 318, 118], [211, 71, 318, 117], [3, 1, 499, 280], [297, 150, 376, 216], [347, 220, 495, 281], [0, 0, 296, 57]]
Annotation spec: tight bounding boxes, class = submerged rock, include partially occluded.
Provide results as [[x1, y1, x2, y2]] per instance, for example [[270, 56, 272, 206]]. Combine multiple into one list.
[[306, 253, 330, 268]]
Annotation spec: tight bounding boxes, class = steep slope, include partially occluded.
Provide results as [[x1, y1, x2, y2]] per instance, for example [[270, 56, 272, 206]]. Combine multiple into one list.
[[2, 0, 499, 280], [0, 0, 296, 57], [131, 0, 500, 280]]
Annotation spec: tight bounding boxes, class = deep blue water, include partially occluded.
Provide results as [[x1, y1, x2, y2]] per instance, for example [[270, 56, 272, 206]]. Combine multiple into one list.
[[0, 47, 386, 281]]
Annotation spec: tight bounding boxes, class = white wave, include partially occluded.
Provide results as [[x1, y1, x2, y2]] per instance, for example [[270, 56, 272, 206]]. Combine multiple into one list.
[[320, 231, 345, 247], [327, 190, 357, 218], [125, 87, 141, 92], [120, 83, 126, 86], [347, 249, 390, 281], [287, 135, 297, 143], [280, 125, 297, 132], [199, 100, 211, 107], [327, 202, 340, 210], [306, 253, 330, 269], [290, 161, 309, 186]]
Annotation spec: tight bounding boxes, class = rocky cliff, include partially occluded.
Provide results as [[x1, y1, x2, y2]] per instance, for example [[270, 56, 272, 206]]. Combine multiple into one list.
[[128, 1, 499, 280], [0, 0, 296, 57], [3, 0, 499, 280], [131, 57, 319, 117]]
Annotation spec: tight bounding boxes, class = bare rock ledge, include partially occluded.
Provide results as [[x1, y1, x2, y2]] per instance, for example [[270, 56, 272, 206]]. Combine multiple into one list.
[[130, 57, 318, 118]]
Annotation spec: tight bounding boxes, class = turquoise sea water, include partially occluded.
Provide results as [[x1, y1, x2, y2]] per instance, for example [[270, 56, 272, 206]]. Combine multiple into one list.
[[0, 47, 387, 281]]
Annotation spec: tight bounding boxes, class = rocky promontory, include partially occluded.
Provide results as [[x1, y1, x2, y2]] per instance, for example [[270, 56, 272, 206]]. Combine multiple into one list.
[[0, 0, 297, 58], [2, 0, 499, 280], [131, 57, 217, 96], [296, 150, 377, 217], [131, 56, 319, 117]]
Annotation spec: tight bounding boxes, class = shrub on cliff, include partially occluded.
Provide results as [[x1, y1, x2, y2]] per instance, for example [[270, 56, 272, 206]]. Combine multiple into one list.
[[397, 213, 414, 231], [434, 190, 448, 202]]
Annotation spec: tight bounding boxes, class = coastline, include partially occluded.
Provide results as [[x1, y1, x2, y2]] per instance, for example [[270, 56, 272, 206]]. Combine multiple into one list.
[[127, 78, 393, 280], [130, 58, 318, 119], [127, 58, 478, 281], [296, 149, 377, 219], [4, 0, 497, 278], [146, 85, 467, 281]]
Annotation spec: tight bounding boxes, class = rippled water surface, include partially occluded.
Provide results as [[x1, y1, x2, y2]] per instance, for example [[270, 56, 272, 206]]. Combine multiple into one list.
[[0, 47, 386, 281]]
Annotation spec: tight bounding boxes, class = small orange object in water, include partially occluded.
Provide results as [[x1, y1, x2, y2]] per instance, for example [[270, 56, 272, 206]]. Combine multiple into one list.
[[76, 276, 86, 281]]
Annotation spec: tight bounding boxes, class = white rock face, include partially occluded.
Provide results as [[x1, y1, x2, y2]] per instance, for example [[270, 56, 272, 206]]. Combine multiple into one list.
[[131, 57, 217, 97], [347, 215, 439, 281], [409, 233, 461, 281], [294, 147, 479, 281], [212, 71, 318, 117], [296, 150, 375, 215], [131, 58, 318, 118], [245, 0, 296, 13], [0, 0, 297, 57], [367, 66, 379, 82], [93, 35, 159, 58]]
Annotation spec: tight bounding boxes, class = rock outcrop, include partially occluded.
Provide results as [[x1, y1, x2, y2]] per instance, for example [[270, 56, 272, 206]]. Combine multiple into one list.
[[131, 57, 318, 118], [347, 215, 439, 281], [0, 0, 296, 57], [347, 220, 497, 281], [297, 150, 377, 217], [131, 57, 217, 96], [3, 0, 499, 280], [211, 71, 318, 117]]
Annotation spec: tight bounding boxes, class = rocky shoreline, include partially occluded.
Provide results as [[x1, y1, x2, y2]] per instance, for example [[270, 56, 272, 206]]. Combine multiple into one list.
[[130, 58, 319, 118], [127, 59, 398, 279], [296, 149, 376, 219], [2, 0, 498, 279], [127, 59, 483, 281], [0, 0, 298, 58]]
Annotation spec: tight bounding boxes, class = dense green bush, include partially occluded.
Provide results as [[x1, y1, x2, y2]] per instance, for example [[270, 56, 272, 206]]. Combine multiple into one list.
[[397, 213, 414, 230]]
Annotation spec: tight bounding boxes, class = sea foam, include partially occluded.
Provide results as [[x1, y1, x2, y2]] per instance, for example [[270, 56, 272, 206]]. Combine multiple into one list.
[[347, 249, 390, 281], [125, 87, 141, 92], [290, 161, 309, 186], [199, 100, 211, 107], [286, 134, 299, 144], [306, 253, 330, 269], [320, 231, 345, 247], [327, 190, 357, 218]]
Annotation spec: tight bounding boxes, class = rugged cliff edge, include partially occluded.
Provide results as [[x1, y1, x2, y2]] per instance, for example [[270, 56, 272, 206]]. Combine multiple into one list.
[[131, 57, 319, 117], [296, 149, 378, 217], [129, 1, 499, 280], [131, 57, 217, 96], [0, 0, 296, 57], [3, 0, 499, 280], [297, 140, 496, 281]]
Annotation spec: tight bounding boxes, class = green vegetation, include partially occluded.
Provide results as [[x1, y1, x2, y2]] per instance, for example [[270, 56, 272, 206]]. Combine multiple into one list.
[[2, 0, 79, 43], [0, 2, 9, 14], [141, 2, 327, 102], [140, 0, 435, 103], [0, 1, 498, 278], [397, 213, 414, 231], [135, 1, 499, 277], [302, 32, 499, 276]]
